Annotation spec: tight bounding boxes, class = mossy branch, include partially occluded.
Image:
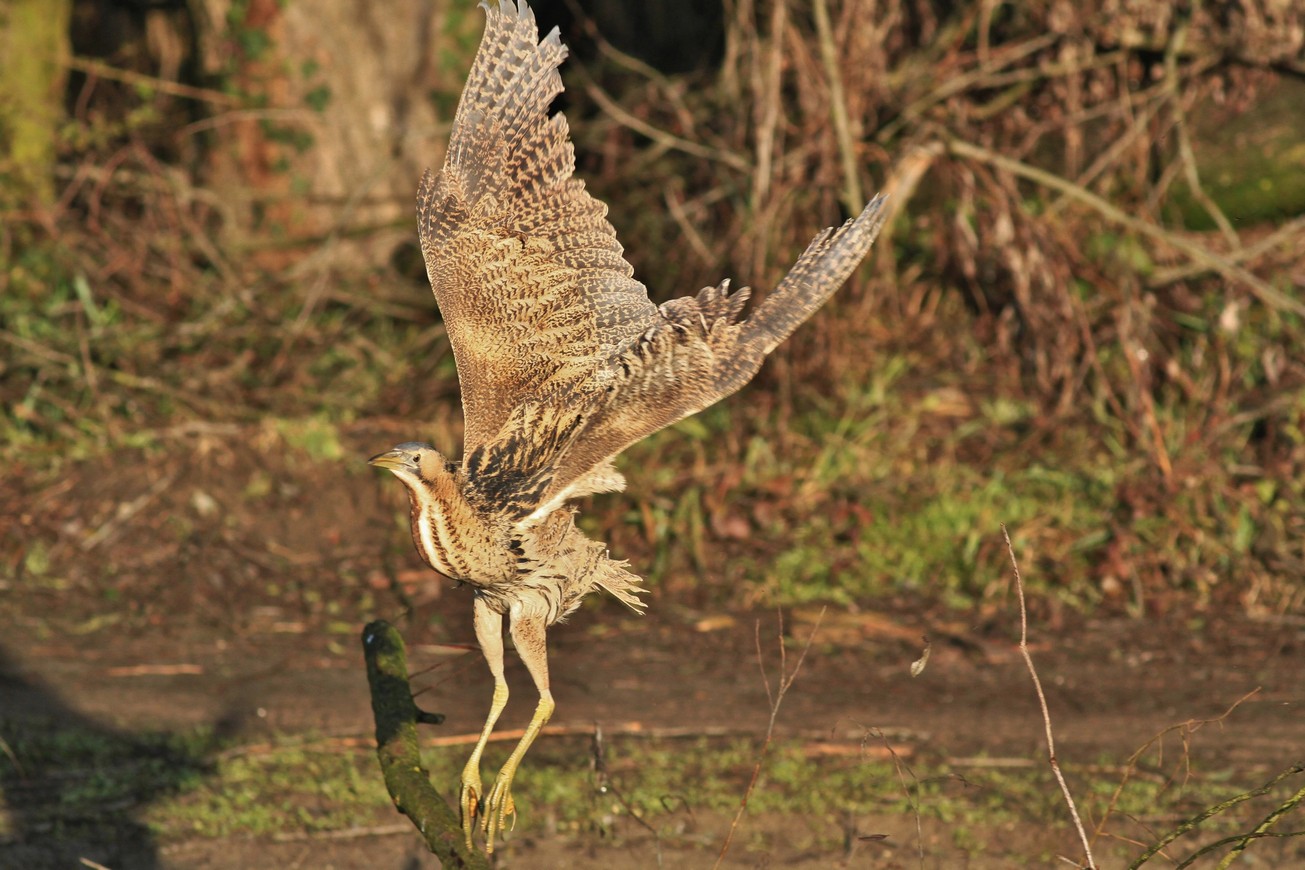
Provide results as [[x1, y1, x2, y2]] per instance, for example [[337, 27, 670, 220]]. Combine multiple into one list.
[[361, 620, 489, 870], [1128, 763, 1305, 868]]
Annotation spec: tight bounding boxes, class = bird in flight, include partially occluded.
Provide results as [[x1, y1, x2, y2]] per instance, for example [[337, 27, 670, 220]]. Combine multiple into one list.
[[370, 0, 888, 853]]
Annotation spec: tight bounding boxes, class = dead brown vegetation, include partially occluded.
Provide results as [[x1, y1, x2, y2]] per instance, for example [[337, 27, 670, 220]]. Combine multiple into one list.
[[3, 0, 1304, 616]]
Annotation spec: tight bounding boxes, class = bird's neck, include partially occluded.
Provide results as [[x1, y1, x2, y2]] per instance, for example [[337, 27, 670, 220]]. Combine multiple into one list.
[[400, 472, 507, 582]]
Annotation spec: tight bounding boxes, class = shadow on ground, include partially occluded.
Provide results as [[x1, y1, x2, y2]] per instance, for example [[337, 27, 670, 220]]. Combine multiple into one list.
[[0, 646, 214, 870]]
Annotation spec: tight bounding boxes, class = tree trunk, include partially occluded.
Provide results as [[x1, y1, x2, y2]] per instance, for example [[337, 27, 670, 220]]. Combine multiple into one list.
[[190, 0, 482, 270], [0, 0, 73, 210]]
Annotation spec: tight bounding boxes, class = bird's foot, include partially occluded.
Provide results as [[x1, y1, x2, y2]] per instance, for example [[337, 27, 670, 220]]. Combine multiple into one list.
[[459, 774, 482, 852], [481, 773, 518, 853]]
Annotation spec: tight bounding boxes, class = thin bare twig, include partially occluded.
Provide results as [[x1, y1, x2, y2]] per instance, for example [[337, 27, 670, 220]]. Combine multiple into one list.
[[81, 472, 179, 551], [592, 722, 664, 867], [62, 54, 240, 106], [0, 736, 22, 778], [578, 73, 751, 173], [714, 608, 825, 869], [1047, 86, 1170, 217], [1152, 214, 1305, 286], [1092, 686, 1262, 847], [1162, 19, 1239, 248], [269, 823, 415, 842], [947, 138, 1305, 317], [813, 0, 863, 216], [1003, 525, 1096, 869], [664, 188, 718, 268], [749, 0, 785, 209], [857, 722, 926, 869], [175, 108, 320, 139], [879, 33, 1060, 141]]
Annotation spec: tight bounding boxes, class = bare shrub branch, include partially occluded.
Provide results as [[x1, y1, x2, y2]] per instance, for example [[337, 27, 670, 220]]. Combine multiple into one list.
[[1128, 764, 1305, 868], [1003, 525, 1096, 869], [714, 608, 825, 869], [946, 138, 1305, 318]]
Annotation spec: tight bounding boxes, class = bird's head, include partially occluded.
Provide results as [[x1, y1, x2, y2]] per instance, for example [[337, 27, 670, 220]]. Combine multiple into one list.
[[368, 441, 453, 488]]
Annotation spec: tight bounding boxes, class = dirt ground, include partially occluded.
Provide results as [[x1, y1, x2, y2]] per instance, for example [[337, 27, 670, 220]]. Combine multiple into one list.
[[2, 436, 1303, 868]]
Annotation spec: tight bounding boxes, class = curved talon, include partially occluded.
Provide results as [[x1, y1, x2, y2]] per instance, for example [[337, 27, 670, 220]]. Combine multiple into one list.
[[482, 778, 517, 852], [459, 777, 482, 851]]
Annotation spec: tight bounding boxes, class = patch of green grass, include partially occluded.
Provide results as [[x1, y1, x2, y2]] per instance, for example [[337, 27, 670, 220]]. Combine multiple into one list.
[[847, 464, 1114, 602], [606, 324, 1305, 615], [4, 718, 1298, 864], [622, 382, 1122, 611], [0, 718, 213, 845], [155, 744, 390, 836], [7, 202, 1302, 618], [271, 415, 346, 463]]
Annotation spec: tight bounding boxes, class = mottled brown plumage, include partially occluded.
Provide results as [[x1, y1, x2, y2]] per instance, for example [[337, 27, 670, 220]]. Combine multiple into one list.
[[371, 0, 888, 852]]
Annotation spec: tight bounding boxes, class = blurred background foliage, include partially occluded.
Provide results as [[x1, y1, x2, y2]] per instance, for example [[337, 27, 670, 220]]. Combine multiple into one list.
[[2, 0, 1303, 622]]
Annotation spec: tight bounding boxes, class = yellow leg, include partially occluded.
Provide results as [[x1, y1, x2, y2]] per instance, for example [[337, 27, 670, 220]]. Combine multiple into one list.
[[483, 609, 553, 853], [461, 596, 508, 851]]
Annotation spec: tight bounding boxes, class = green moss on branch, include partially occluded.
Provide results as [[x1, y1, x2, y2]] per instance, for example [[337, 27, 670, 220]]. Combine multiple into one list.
[[361, 620, 488, 869]]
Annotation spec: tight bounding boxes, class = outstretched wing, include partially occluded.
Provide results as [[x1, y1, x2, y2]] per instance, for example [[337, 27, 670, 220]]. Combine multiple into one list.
[[518, 196, 891, 521], [418, 0, 659, 454]]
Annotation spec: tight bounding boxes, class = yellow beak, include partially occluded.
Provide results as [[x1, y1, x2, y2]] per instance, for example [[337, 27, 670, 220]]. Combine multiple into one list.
[[368, 450, 410, 471]]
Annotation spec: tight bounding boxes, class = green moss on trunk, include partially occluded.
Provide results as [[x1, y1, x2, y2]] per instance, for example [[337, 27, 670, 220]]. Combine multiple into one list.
[[0, 0, 72, 208]]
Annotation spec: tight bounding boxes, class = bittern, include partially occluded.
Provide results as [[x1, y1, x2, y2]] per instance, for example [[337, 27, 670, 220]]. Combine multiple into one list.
[[371, 0, 888, 853]]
